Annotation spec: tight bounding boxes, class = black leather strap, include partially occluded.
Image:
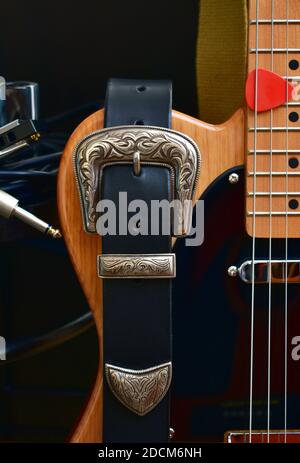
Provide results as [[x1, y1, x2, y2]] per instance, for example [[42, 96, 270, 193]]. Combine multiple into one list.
[[102, 78, 173, 442], [104, 78, 172, 128]]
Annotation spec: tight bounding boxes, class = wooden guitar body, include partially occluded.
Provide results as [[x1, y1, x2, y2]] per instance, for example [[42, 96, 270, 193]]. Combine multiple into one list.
[[57, 108, 245, 442]]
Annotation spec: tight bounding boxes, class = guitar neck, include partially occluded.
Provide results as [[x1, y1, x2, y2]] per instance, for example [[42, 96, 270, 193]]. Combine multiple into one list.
[[246, 0, 300, 238]]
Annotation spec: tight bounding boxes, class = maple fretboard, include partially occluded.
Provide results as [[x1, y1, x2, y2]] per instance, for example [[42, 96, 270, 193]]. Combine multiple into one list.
[[246, 0, 300, 238]]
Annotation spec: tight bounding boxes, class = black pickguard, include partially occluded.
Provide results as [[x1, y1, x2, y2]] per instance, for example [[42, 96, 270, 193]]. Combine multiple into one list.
[[172, 166, 300, 442]]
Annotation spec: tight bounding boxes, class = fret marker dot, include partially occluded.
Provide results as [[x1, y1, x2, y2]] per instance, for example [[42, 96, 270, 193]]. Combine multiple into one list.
[[289, 112, 299, 122], [289, 158, 299, 169], [289, 59, 299, 70], [289, 199, 299, 210]]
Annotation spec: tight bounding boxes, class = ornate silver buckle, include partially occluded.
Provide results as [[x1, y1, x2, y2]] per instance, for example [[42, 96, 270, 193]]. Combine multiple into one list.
[[73, 125, 201, 236]]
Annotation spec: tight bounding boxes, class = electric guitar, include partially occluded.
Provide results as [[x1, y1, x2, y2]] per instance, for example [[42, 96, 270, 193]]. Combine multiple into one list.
[[57, 0, 300, 442]]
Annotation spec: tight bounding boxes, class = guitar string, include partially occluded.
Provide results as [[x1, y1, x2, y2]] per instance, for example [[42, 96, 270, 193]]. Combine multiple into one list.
[[284, 0, 289, 444], [249, 0, 260, 443], [267, 0, 275, 443]]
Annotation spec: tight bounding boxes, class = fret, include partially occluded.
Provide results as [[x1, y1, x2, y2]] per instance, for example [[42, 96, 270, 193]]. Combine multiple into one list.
[[249, 149, 300, 153], [249, 127, 300, 132], [248, 192, 300, 196], [248, 212, 300, 216], [247, 190, 300, 207], [248, 172, 300, 176], [250, 19, 300, 25], [250, 48, 300, 53]]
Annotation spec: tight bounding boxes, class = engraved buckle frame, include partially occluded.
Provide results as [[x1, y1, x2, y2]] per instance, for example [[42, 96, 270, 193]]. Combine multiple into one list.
[[73, 125, 201, 237]]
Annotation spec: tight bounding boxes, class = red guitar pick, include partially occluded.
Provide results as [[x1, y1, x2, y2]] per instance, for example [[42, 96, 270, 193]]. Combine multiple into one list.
[[245, 68, 293, 112]]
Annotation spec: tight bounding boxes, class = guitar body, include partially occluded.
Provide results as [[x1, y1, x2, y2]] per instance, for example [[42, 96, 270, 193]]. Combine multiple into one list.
[[57, 107, 245, 442]]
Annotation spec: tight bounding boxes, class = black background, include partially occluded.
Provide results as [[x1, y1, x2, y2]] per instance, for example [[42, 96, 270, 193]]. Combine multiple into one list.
[[0, 0, 199, 117]]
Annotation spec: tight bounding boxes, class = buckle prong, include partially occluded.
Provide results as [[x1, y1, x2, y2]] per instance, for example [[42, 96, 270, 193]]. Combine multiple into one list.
[[133, 151, 141, 176]]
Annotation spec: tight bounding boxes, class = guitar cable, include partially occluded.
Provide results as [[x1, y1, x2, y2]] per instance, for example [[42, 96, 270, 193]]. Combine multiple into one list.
[[0, 87, 101, 235], [0, 189, 61, 238]]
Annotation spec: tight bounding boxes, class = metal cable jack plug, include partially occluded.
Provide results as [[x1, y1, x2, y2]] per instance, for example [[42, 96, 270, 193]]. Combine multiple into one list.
[[0, 190, 61, 238]]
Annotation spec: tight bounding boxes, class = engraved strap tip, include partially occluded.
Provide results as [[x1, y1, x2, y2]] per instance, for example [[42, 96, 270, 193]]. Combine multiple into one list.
[[105, 362, 172, 416]]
